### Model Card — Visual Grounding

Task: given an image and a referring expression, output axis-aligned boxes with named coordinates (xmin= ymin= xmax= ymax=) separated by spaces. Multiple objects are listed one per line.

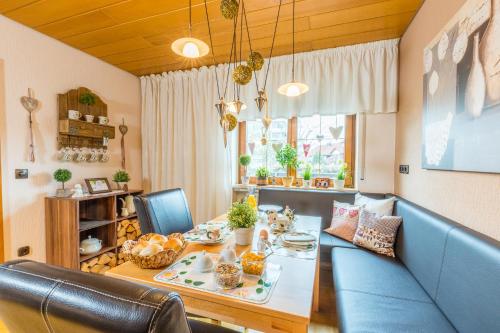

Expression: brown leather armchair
xmin=0 ymin=260 xmax=237 ymax=333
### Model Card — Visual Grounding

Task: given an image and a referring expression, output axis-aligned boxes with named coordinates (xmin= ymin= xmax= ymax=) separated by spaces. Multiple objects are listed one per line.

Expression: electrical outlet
xmin=15 ymin=169 xmax=29 ymax=179
xmin=399 ymin=165 xmax=409 ymax=174
xmin=17 ymin=246 xmax=30 ymax=257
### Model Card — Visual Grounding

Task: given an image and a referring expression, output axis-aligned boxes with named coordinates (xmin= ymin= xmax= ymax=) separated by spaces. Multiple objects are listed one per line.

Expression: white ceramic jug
xmin=119 ymin=195 xmax=136 ymax=215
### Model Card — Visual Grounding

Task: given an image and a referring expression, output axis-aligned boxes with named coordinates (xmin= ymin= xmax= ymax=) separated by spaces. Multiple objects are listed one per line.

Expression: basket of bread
xmin=122 ymin=233 xmax=186 ymax=269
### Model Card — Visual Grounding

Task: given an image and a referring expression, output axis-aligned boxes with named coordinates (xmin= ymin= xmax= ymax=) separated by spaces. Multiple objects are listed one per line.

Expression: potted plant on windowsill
xmin=54 ymin=168 xmax=72 ymax=197
xmin=227 ymin=201 xmax=257 ymax=246
xmin=255 ymin=166 xmax=269 ymax=186
xmin=302 ymin=164 xmax=312 ymax=188
xmin=276 ymin=144 xmax=300 ymax=187
xmin=113 ymin=170 xmax=130 ymax=191
xmin=239 ymin=154 xmax=251 ymax=185
xmin=334 ymin=161 xmax=348 ymax=190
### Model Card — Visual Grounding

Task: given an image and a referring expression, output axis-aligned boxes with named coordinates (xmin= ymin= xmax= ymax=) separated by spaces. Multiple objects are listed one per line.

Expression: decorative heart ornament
xmin=262 ymin=116 xmax=272 ymax=129
xmin=248 ymin=142 xmax=256 ymax=155
xmin=302 ymin=143 xmax=311 ymax=157
xmin=329 ymin=126 xmax=343 ymax=140
xmin=272 ymin=143 xmax=283 ymax=153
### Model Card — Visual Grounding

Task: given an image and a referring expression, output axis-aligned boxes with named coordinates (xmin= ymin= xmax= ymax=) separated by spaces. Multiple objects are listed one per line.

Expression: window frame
xmin=238 ymin=115 xmax=356 ymax=188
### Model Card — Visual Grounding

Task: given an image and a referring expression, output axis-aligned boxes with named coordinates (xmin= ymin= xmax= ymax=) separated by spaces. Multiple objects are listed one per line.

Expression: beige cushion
xmin=324 ymin=201 xmax=362 ymax=242
xmin=353 ymin=209 xmax=402 ymax=257
xmin=355 ymin=193 xmax=396 ymax=217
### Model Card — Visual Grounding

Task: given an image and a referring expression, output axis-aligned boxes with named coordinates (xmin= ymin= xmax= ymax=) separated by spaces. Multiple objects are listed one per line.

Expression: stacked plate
xmin=280 ymin=232 xmax=316 ymax=250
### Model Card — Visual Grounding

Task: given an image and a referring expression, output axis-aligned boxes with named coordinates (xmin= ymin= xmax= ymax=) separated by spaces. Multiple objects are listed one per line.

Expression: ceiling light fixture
xmin=278 ymin=0 xmax=309 ymax=97
xmin=171 ymin=0 xmax=209 ymax=59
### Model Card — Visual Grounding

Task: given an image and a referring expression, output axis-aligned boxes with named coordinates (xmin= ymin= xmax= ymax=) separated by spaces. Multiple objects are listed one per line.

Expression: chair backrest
xmin=0 ymin=260 xmax=192 ymax=333
xmin=134 ymin=188 xmax=194 ymax=236
xmin=258 ymin=188 xmax=385 ymax=229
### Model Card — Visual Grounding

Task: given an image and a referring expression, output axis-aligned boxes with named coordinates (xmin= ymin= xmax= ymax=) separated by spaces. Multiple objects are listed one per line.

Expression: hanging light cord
xmin=263 ymin=0 xmax=282 ymax=91
xmin=204 ymin=0 xmax=221 ymax=99
xmin=292 ymin=0 xmax=295 ymax=81
xmin=223 ymin=12 xmax=240 ymax=99
xmin=188 ymin=0 xmax=192 ymax=36
xmin=241 ymin=0 xmax=259 ymax=92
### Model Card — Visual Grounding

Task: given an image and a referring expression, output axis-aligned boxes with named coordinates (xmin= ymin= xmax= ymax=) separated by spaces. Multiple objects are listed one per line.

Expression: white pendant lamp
xmin=171 ymin=0 xmax=209 ymax=59
xmin=278 ymin=0 xmax=308 ymax=97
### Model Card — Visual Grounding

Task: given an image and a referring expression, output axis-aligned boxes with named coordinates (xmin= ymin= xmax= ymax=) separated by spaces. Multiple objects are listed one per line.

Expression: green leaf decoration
xmin=236 ymin=282 xmax=244 ymax=288
xmin=185 ymin=261 xmax=192 ymax=265
xmin=257 ymin=279 xmax=264 ymax=285
xmin=185 ymin=279 xmax=193 ymax=284
xmin=179 ymin=271 xmax=187 ymax=275
xmin=190 ymin=256 xmax=197 ymax=260
xmin=193 ymin=281 xmax=205 ymax=286
xmin=256 ymin=288 xmax=264 ymax=294
xmin=264 ymin=282 xmax=272 ymax=288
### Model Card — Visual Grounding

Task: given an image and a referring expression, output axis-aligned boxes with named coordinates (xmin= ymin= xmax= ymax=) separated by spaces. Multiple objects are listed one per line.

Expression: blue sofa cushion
xmin=332 ymin=247 xmax=431 ymax=302
xmin=392 ymin=197 xmax=459 ymax=300
xmin=320 ymin=232 xmax=357 ymax=263
xmin=335 ymin=290 xmax=456 ymax=333
xmin=435 ymin=227 xmax=500 ymax=333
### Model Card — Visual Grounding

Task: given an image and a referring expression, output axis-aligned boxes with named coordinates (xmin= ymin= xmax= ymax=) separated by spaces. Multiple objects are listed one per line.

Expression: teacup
xmin=206 ymin=226 xmax=221 ymax=240
xmin=98 ymin=116 xmax=109 ymax=125
xmin=267 ymin=210 xmax=278 ymax=225
xmin=84 ymin=115 xmax=94 ymax=123
xmin=68 ymin=110 xmax=81 ymax=120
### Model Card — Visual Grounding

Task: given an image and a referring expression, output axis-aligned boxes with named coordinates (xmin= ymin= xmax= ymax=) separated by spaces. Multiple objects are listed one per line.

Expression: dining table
xmin=106 ymin=214 xmax=321 ymax=333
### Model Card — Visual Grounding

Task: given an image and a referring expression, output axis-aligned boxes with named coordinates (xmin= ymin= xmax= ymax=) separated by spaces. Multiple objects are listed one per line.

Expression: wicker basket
xmin=122 ymin=233 xmax=187 ymax=269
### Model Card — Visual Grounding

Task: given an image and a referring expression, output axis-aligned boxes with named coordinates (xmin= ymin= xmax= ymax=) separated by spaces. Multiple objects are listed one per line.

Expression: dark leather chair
xmin=134 ymin=188 xmax=194 ymax=235
xmin=0 ymin=260 xmax=237 ymax=333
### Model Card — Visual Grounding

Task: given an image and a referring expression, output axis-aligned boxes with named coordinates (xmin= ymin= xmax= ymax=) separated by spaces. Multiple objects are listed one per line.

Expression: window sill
xmin=232 ymin=184 xmax=358 ymax=193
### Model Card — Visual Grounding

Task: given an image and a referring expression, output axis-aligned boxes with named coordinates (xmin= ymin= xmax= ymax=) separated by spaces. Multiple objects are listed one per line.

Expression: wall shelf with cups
xmin=57 ymin=87 xmax=115 ymax=162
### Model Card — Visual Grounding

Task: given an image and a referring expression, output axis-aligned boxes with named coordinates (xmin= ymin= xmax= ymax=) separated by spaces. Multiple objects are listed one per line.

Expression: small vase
xmin=234 ymin=227 xmax=254 ymax=246
xmin=334 ymin=179 xmax=345 ymax=190
xmin=256 ymin=177 xmax=267 ymax=186
xmin=241 ymin=176 xmax=250 ymax=186
xmin=465 ymin=33 xmax=486 ymax=118
xmin=303 ymin=180 xmax=311 ymax=188
xmin=282 ymin=176 xmax=294 ymax=187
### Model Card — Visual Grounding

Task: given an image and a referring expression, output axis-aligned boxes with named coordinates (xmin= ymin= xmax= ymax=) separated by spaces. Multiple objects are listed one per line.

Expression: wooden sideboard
xmin=45 ymin=190 xmax=142 ymax=270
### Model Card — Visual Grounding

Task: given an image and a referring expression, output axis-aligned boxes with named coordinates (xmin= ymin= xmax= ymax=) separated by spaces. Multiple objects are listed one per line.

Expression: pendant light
xmin=278 ymin=0 xmax=309 ymax=97
xmin=171 ymin=0 xmax=209 ymax=59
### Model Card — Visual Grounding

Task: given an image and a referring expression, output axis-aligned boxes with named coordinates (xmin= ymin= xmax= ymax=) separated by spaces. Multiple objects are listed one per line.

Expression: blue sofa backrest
xmin=392 ymin=196 xmax=500 ymax=333
xmin=258 ymin=188 xmax=385 ymax=229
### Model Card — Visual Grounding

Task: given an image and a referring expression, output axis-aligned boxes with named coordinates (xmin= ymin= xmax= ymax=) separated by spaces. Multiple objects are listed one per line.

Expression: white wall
xmin=0 ymin=15 xmax=142 ymax=261
xmin=356 ymin=113 xmax=396 ymax=194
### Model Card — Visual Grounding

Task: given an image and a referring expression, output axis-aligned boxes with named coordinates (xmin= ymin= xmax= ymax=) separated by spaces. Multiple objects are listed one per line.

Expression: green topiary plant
xmin=303 ymin=164 xmax=312 ymax=181
xmin=227 ymin=201 xmax=257 ymax=230
xmin=53 ymin=169 xmax=72 ymax=190
xmin=113 ymin=170 xmax=130 ymax=190
xmin=79 ymin=92 xmax=96 ymax=106
xmin=276 ymin=144 xmax=300 ymax=171
xmin=255 ymin=166 xmax=270 ymax=179
xmin=239 ymin=154 xmax=251 ymax=173
xmin=337 ymin=161 xmax=348 ymax=180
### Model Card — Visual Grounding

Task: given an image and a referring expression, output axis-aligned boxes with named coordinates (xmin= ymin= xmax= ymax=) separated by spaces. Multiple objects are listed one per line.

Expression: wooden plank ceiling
xmin=0 ymin=0 xmax=423 ymax=76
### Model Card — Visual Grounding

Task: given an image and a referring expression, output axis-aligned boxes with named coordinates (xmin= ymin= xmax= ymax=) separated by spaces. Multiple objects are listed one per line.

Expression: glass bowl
xmin=214 ymin=263 xmax=242 ymax=289
xmin=241 ymin=251 xmax=266 ymax=276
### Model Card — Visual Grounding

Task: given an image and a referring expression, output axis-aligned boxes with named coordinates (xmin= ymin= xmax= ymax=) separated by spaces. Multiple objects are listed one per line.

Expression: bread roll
xmin=139 ymin=243 xmax=163 ymax=257
xmin=163 ymin=238 xmax=183 ymax=252
xmin=131 ymin=239 xmax=150 ymax=255
xmin=149 ymin=234 xmax=168 ymax=245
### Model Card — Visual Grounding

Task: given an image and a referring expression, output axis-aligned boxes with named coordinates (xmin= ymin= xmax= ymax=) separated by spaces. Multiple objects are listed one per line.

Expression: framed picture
xmin=85 ymin=178 xmax=112 ymax=194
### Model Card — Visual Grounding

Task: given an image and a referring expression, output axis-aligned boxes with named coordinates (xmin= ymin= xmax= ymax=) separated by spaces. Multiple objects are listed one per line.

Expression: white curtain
xmin=141 ymin=39 xmax=398 ymax=222
xmin=141 ymin=68 xmax=233 ymax=224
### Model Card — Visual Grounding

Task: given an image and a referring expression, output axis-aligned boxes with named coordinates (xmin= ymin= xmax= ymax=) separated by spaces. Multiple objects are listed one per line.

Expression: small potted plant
xmin=227 ymin=201 xmax=257 ymax=246
xmin=113 ymin=170 xmax=130 ymax=191
xmin=334 ymin=161 xmax=348 ymax=190
xmin=239 ymin=154 xmax=251 ymax=185
xmin=302 ymin=164 xmax=313 ymax=188
xmin=255 ymin=166 xmax=269 ymax=186
xmin=53 ymin=168 xmax=72 ymax=197
xmin=276 ymin=144 xmax=300 ymax=187
xmin=79 ymin=92 xmax=96 ymax=115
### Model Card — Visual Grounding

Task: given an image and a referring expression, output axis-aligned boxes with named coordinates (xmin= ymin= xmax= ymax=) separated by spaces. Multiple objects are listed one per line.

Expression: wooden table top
xmin=106 ymin=215 xmax=321 ymax=325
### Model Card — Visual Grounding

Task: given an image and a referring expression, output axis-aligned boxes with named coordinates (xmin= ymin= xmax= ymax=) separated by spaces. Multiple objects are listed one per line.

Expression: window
xmin=239 ymin=115 xmax=355 ymax=187
xmin=244 ymin=118 xmax=288 ymax=177
xmin=296 ymin=115 xmax=346 ymax=178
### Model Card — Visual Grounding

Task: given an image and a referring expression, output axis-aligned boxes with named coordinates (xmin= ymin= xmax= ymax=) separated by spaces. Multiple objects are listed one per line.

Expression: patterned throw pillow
xmin=353 ymin=209 xmax=402 ymax=257
xmin=324 ymin=201 xmax=362 ymax=242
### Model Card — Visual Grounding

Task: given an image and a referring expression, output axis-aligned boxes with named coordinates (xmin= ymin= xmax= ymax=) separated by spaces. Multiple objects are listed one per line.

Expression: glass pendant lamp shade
xmin=278 ymin=81 xmax=309 ymax=97
xmin=171 ymin=0 xmax=209 ymax=59
xmin=171 ymin=37 xmax=209 ymax=58
xmin=278 ymin=0 xmax=308 ymax=97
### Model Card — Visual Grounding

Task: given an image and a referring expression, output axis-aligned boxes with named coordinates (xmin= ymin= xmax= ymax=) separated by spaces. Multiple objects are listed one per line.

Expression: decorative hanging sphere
xmin=220 ymin=0 xmax=239 ymax=19
xmin=224 ymin=113 xmax=238 ymax=131
xmin=247 ymin=52 xmax=264 ymax=71
xmin=232 ymin=65 xmax=252 ymax=85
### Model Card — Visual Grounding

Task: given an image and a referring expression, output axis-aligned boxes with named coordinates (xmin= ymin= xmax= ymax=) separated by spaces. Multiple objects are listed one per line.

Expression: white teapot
xmin=80 ymin=236 xmax=102 ymax=255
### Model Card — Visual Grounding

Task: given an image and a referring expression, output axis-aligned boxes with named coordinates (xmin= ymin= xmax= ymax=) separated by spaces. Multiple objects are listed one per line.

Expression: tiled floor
xmin=0 ymin=267 xmax=338 ymax=333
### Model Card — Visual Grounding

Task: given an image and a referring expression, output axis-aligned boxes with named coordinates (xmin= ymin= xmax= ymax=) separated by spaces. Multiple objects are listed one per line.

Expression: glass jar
xmin=214 ymin=263 xmax=242 ymax=289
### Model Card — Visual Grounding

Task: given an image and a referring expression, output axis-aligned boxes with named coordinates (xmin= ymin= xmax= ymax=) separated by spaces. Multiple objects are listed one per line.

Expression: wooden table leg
xmin=312 ymin=249 xmax=320 ymax=312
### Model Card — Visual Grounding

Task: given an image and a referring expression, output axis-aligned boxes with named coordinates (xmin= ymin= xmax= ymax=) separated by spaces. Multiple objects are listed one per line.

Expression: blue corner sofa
xmin=258 ymin=188 xmax=500 ymax=333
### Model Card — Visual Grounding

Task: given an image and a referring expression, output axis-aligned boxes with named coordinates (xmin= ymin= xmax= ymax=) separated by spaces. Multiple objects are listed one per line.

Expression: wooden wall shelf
xmin=45 ymin=190 xmax=142 ymax=270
